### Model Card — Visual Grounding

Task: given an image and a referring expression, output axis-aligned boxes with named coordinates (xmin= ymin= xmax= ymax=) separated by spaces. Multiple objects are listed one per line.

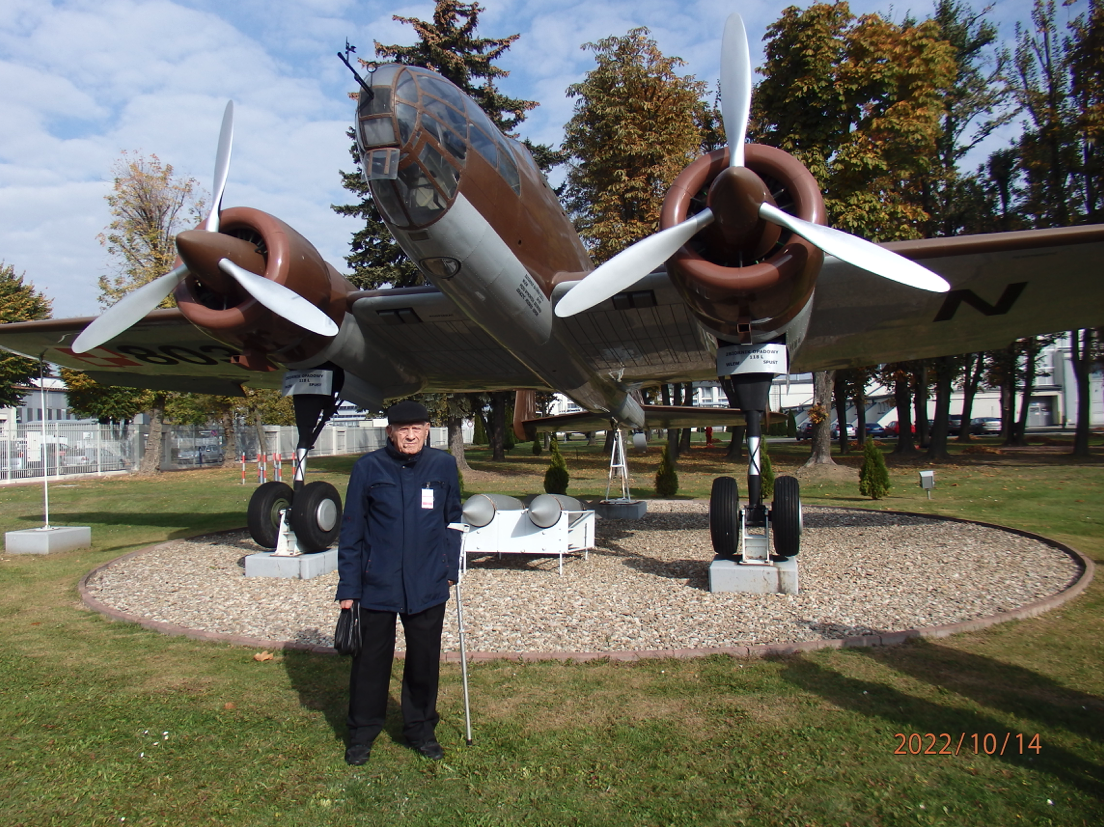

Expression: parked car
xmin=830 ymin=422 xmax=857 ymax=439
xmin=970 ymin=417 xmax=1002 ymax=435
xmin=883 ymin=421 xmax=916 ymax=436
xmin=947 ymin=415 xmax=963 ymax=436
xmin=796 ymin=421 xmax=816 ymax=441
xmin=864 ymin=423 xmax=886 ymax=438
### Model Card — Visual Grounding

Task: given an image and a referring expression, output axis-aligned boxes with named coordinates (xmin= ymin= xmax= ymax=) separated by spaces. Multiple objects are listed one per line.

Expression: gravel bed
xmin=84 ymin=503 xmax=1081 ymax=654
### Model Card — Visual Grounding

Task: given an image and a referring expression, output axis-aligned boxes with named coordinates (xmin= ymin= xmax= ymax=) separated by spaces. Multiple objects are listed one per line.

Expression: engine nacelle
xmin=660 ymin=145 xmax=825 ymax=343
xmin=172 ymin=207 xmax=352 ymax=369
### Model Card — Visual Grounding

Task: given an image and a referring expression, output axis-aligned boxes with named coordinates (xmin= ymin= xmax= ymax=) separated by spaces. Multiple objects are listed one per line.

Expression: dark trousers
xmin=347 ymin=600 xmax=447 ymax=746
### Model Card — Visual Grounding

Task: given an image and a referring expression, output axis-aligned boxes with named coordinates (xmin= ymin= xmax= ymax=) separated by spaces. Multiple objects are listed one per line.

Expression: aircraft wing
xmin=0 ymin=309 xmax=278 ymax=396
xmin=795 ymin=225 xmax=1104 ymax=372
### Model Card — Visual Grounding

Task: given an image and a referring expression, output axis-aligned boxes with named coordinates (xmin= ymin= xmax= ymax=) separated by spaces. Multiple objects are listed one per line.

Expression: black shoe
xmin=345 ymin=743 xmax=372 ymax=765
xmin=409 ymin=738 xmax=444 ymax=760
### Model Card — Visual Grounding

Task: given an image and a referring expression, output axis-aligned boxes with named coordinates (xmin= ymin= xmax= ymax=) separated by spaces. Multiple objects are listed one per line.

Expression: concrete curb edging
xmin=78 ymin=509 xmax=1095 ymax=662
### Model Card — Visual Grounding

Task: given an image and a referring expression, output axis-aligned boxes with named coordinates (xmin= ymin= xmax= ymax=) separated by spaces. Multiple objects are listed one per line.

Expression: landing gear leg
xmin=246 ymin=367 xmax=345 ymax=553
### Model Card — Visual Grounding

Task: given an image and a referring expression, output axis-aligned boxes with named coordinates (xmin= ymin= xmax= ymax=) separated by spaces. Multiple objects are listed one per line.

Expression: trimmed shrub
xmin=858 ymin=438 xmax=891 ymax=499
xmin=531 ymin=434 xmax=543 ymax=456
xmin=543 ymin=435 xmax=569 ymax=494
xmin=760 ymin=444 xmax=775 ymax=501
xmin=655 ymin=444 xmax=679 ymax=497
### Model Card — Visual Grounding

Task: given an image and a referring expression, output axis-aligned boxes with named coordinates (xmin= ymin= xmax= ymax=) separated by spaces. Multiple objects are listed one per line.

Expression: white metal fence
xmin=0 ymin=422 xmax=454 ymax=483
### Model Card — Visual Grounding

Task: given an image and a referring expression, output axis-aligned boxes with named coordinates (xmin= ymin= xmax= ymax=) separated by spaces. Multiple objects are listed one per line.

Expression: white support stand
xmin=739 ymin=505 xmax=772 ymax=564
xmin=597 ymin=426 xmax=647 ymax=519
xmin=272 ymin=509 xmax=302 ymax=557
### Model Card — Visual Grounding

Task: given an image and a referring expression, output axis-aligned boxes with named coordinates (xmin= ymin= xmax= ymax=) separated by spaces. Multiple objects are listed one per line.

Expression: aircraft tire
xmin=248 ymin=481 xmax=294 ymax=549
xmin=290 ymin=481 xmax=343 ymax=553
xmin=772 ymin=476 xmax=802 ymax=558
xmin=709 ymin=476 xmax=740 ymax=559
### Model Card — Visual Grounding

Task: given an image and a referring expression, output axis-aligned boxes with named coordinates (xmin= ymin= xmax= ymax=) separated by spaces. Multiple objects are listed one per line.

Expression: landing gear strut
xmin=246 ymin=368 xmax=345 ymax=554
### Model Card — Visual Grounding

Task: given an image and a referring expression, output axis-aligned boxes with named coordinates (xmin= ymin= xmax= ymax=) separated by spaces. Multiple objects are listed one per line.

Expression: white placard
xmin=282 ymin=370 xmax=334 ymax=397
xmin=716 ymin=343 xmax=789 ymax=376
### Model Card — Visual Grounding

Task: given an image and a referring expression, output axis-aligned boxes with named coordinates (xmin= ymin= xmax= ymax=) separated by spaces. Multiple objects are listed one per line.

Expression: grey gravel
xmin=85 ymin=502 xmax=1081 ymax=654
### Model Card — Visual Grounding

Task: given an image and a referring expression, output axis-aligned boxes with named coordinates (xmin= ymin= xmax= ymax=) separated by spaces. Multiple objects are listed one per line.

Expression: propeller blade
xmin=203 ymin=101 xmax=234 ymax=232
xmin=72 ymin=265 xmax=189 ymax=353
xmin=555 ymin=209 xmax=715 ymax=318
xmin=720 ymin=13 xmax=752 ymax=168
xmin=217 ymin=258 xmax=339 ymax=336
xmin=759 ymin=203 xmax=951 ymax=292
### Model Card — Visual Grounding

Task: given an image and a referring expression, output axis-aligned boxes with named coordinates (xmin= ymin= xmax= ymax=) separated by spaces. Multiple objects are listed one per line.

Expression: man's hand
xmin=340 ymin=599 xmax=354 ymax=610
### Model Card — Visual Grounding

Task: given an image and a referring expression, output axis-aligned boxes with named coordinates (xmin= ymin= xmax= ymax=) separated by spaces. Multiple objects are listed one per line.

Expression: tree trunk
xmin=804 ymin=370 xmax=836 ymax=466
xmin=139 ymin=406 xmax=164 ymax=475
xmin=221 ymin=410 xmax=236 ymax=467
xmin=446 ymin=394 xmax=471 ymax=471
xmin=489 ymin=392 xmax=507 ymax=461
xmin=1010 ymin=337 xmax=1038 ymax=446
xmin=726 ymin=425 xmax=745 ymax=461
xmin=1071 ymin=328 xmax=1094 ymax=457
xmin=833 ymin=374 xmax=850 ymax=455
xmin=956 ymin=353 xmax=985 ymax=442
xmin=893 ymin=372 xmax=917 ymax=454
xmin=664 ymin=383 xmax=680 ymax=463
xmin=926 ymin=356 xmax=954 ymax=461
xmin=678 ymin=383 xmax=694 ymax=452
xmin=854 ymin=384 xmax=867 ymax=447
xmin=914 ymin=363 xmax=930 ymax=448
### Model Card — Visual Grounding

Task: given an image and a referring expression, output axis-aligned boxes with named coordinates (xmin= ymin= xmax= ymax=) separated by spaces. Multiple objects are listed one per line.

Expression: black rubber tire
xmin=709 ymin=476 xmax=740 ymax=559
xmin=290 ymin=481 xmax=343 ymax=553
xmin=247 ymin=481 xmax=294 ymax=549
xmin=772 ymin=476 xmax=802 ymax=558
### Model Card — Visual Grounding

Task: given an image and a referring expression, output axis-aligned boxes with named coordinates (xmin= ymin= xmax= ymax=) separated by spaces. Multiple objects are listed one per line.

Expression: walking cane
xmin=449 ymin=523 xmax=473 ymax=745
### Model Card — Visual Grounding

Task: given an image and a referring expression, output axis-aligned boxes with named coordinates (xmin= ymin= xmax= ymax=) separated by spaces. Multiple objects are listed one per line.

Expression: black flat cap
xmin=386 ymin=400 xmax=430 ymax=425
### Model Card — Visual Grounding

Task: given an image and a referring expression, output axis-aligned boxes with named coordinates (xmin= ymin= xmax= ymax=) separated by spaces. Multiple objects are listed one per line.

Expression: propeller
xmin=73 ymin=101 xmax=338 ymax=353
xmin=553 ymin=13 xmax=950 ymax=320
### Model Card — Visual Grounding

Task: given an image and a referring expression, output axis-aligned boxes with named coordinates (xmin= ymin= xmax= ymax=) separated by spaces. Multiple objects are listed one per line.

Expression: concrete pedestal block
xmin=709 ymin=556 xmax=799 ymax=594
xmin=5 ymin=526 xmax=92 ymax=555
xmin=595 ymin=500 xmax=648 ymax=519
xmin=245 ymin=548 xmax=338 ymax=579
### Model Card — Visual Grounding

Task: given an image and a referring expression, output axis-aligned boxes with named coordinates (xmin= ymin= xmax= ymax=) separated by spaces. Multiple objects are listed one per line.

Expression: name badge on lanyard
xmin=421 ymin=488 xmax=434 ymax=509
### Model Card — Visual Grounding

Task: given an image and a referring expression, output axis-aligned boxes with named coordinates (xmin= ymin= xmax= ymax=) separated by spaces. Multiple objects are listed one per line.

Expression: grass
xmin=1 ymin=433 xmax=1102 ymax=826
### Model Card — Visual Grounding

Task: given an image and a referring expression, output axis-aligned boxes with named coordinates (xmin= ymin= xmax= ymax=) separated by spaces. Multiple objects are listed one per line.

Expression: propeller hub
xmin=176 ymin=230 xmax=265 ymax=294
xmin=706 ymin=166 xmax=781 ymax=257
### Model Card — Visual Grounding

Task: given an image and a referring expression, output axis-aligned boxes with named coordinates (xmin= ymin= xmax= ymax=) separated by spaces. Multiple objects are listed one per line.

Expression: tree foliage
xmin=751 ymin=2 xmax=957 ymax=241
xmin=97 ymin=152 xmax=205 ymax=306
xmin=858 ymin=438 xmax=891 ymax=499
xmin=0 ymin=262 xmax=52 ymax=407
xmin=562 ymin=28 xmax=707 ymax=263
xmin=543 ymin=434 xmax=569 ymax=494
xmin=654 ymin=443 xmax=679 ymax=497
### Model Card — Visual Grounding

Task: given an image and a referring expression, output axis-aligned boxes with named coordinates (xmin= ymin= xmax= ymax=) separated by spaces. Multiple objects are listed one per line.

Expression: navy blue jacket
xmin=336 ymin=442 xmax=462 ymax=614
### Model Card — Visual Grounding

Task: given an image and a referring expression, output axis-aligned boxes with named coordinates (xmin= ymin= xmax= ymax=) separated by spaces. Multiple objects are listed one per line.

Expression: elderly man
xmin=336 ymin=400 xmax=462 ymax=765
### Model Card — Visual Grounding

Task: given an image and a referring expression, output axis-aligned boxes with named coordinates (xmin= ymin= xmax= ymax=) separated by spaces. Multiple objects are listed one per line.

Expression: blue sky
xmin=0 ymin=0 xmax=1072 ymax=318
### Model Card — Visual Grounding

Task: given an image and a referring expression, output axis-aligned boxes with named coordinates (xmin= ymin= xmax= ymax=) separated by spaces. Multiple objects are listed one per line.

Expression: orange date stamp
xmin=893 ymin=732 xmax=1042 ymax=756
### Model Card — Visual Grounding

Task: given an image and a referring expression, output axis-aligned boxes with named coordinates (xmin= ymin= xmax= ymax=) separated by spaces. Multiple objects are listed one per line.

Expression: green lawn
xmin=1 ymin=434 xmax=1102 ymax=826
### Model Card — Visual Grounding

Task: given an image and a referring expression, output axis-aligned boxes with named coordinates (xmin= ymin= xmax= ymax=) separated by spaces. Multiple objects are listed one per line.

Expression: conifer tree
xmin=544 ymin=434 xmax=569 ymax=494
xmin=654 ymin=444 xmax=679 ymax=497
xmin=858 ymin=439 xmax=892 ymax=499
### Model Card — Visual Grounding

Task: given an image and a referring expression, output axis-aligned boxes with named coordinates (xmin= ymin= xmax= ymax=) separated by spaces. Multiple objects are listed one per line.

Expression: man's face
xmin=388 ymin=422 xmax=430 ymax=455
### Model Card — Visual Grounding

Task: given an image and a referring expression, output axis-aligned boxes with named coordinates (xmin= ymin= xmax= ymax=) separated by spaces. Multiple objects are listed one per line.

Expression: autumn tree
xmin=561 ymin=27 xmax=706 ymax=263
xmin=0 ymin=262 xmax=52 ymax=407
xmin=97 ymin=152 xmax=205 ymax=305
xmin=69 ymin=152 xmax=206 ymax=472
xmin=752 ymin=3 xmax=956 ymax=465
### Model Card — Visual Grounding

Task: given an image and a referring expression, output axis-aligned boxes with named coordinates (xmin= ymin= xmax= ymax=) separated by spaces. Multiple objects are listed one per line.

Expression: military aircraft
xmin=2 ymin=15 xmax=1102 ymax=558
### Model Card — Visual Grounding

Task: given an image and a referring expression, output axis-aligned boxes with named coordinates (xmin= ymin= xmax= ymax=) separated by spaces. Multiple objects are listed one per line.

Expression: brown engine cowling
xmin=660 ymin=145 xmax=826 ymax=343
xmin=172 ymin=206 xmax=352 ymax=370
